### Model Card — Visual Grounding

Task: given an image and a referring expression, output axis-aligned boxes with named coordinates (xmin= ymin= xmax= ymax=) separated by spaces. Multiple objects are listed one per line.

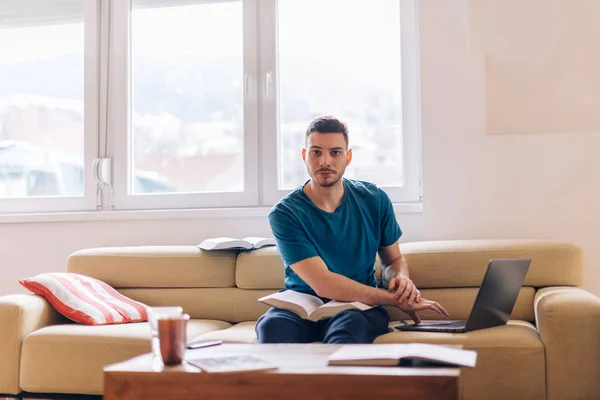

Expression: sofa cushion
xmin=67 ymin=246 xmax=236 ymax=288
xmin=119 ymin=288 xmax=250 ymax=322
xmin=20 ymin=319 xmax=231 ymax=395
xmin=234 ymin=240 xmax=582 ymax=290
xmin=236 ymin=247 xmax=284 ymax=289
xmin=193 ymin=321 xmax=258 ymax=343
xmin=19 ymin=273 xmax=148 ymax=326
xmin=377 ymin=320 xmax=545 ymax=400
xmin=402 ymin=240 xmax=582 ymax=288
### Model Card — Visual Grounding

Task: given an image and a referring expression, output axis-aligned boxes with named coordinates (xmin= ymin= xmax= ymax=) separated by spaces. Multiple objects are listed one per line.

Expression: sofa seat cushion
xmin=377 ymin=320 xmax=545 ymax=400
xmin=193 ymin=321 xmax=258 ymax=343
xmin=196 ymin=319 xmax=544 ymax=400
xmin=20 ymin=319 xmax=231 ymax=395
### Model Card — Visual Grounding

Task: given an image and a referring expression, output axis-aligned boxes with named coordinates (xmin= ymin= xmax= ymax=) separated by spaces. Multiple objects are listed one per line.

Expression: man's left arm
xmin=379 ymin=242 xmax=421 ymax=306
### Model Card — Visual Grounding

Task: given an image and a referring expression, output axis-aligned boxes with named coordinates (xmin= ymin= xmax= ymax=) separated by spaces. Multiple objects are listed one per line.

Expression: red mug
xmin=157 ymin=313 xmax=190 ymax=365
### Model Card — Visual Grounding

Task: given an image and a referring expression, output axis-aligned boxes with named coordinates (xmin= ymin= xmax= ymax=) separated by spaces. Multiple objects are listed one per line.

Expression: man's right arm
xmin=290 ymin=256 xmax=397 ymax=306
xmin=291 ymin=256 xmax=449 ymax=319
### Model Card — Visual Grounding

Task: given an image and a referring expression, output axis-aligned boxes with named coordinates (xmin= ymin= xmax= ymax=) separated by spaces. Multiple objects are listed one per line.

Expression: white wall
xmin=417 ymin=0 xmax=600 ymax=296
xmin=1 ymin=0 xmax=599 ymax=297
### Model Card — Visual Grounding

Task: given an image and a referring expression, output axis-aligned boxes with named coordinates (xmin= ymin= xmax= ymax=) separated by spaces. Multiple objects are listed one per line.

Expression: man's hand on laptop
xmin=395 ymin=298 xmax=450 ymax=324
xmin=388 ymin=274 xmax=421 ymax=305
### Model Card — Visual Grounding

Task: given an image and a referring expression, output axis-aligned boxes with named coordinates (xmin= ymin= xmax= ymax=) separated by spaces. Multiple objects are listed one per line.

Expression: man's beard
xmin=309 ymin=168 xmax=344 ymax=188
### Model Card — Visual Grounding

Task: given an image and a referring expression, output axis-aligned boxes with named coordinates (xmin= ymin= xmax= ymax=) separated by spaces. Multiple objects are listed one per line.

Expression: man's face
xmin=302 ymin=132 xmax=352 ymax=188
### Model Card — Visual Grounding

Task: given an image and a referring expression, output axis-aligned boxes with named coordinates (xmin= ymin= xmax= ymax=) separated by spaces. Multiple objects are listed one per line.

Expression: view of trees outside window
xmin=0 ymin=0 xmax=404 ymax=199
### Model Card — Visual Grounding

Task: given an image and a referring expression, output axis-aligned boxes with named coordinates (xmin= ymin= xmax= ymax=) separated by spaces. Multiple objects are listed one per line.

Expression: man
xmin=256 ymin=115 xmax=448 ymax=344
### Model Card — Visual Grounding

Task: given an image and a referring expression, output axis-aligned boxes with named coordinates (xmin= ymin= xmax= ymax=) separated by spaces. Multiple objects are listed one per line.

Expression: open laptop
xmin=395 ymin=258 xmax=531 ymax=333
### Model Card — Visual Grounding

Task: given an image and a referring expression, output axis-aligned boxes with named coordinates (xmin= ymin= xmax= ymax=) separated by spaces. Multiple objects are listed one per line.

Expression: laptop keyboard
xmin=429 ymin=325 xmax=466 ymax=332
xmin=434 ymin=321 xmax=467 ymax=328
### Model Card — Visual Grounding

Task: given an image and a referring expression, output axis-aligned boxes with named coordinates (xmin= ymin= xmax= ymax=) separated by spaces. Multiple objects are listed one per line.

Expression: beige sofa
xmin=1 ymin=240 xmax=600 ymax=399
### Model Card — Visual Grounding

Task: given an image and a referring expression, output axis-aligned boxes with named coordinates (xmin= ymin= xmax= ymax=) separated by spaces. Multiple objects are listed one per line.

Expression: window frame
xmin=108 ymin=0 xmax=260 ymax=211
xmin=0 ymin=0 xmax=100 ymax=214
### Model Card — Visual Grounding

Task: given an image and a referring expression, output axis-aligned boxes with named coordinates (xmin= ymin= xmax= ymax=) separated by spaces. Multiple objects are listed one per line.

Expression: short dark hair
xmin=305 ymin=115 xmax=349 ymax=147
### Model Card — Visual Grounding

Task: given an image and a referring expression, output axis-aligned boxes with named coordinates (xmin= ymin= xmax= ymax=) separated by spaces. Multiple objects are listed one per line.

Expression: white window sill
xmin=0 ymin=203 xmax=422 ymax=224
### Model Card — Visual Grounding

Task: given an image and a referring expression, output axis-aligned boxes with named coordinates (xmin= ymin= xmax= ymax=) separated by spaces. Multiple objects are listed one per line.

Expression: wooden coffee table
xmin=104 ymin=344 xmax=461 ymax=400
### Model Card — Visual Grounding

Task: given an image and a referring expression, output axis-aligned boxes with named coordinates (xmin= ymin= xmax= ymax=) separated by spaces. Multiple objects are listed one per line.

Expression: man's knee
xmin=333 ymin=309 xmax=368 ymax=327
xmin=322 ymin=310 xmax=369 ymax=343
xmin=322 ymin=308 xmax=391 ymax=344
xmin=255 ymin=312 xmax=286 ymax=341
xmin=255 ymin=309 xmax=312 ymax=343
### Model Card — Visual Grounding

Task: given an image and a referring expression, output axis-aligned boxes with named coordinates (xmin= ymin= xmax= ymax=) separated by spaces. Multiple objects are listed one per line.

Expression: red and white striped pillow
xmin=19 ymin=273 xmax=149 ymax=326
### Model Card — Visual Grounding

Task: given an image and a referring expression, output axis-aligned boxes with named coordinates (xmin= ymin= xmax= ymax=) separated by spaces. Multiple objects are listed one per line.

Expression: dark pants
xmin=255 ymin=306 xmax=391 ymax=344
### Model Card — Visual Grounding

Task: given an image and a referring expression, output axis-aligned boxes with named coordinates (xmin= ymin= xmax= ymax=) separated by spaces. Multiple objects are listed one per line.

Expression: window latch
xmin=93 ymin=157 xmax=112 ymax=187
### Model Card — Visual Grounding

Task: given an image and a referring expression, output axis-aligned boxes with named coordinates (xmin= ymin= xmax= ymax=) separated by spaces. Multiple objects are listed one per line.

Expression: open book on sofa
xmin=328 ymin=343 xmax=477 ymax=368
xmin=258 ymin=290 xmax=373 ymax=322
xmin=198 ymin=237 xmax=276 ymax=251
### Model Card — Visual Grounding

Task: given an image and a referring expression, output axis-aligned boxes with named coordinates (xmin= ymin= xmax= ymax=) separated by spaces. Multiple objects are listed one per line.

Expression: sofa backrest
xmin=67 ymin=240 xmax=582 ymax=323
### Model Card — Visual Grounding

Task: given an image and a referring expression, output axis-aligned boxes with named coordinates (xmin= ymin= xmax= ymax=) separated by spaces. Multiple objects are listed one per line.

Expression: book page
xmin=198 ymin=237 xmax=251 ymax=250
xmin=318 ymin=300 xmax=372 ymax=310
xmin=328 ymin=344 xmax=401 ymax=366
xmin=310 ymin=300 xmax=373 ymax=321
xmin=258 ymin=290 xmax=324 ymax=319
xmin=243 ymin=237 xmax=276 ymax=249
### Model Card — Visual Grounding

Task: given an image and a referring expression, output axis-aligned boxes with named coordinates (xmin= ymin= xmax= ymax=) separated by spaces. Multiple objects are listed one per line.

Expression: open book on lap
xmin=258 ymin=290 xmax=373 ymax=322
xmin=328 ymin=343 xmax=477 ymax=368
xmin=198 ymin=237 xmax=276 ymax=251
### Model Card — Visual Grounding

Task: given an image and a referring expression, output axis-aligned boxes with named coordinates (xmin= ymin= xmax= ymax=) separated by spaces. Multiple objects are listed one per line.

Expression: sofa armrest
xmin=0 ymin=294 xmax=66 ymax=395
xmin=534 ymin=287 xmax=600 ymax=400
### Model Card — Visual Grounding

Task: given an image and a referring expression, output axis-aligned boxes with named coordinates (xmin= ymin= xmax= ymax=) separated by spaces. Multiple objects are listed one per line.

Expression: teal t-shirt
xmin=268 ymin=178 xmax=402 ymax=296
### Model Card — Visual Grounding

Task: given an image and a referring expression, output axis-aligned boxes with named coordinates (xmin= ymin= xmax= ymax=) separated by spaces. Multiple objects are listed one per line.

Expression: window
xmin=276 ymin=0 xmax=404 ymax=190
xmin=0 ymin=0 xmax=99 ymax=214
xmin=1 ymin=0 xmax=420 ymax=215
xmin=110 ymin=0 xmax=259 ymax=210
xmin=260 ymin=0 xmax=421 ymax=204
xmin=131 ymin=2 xmax=244 ymax=194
